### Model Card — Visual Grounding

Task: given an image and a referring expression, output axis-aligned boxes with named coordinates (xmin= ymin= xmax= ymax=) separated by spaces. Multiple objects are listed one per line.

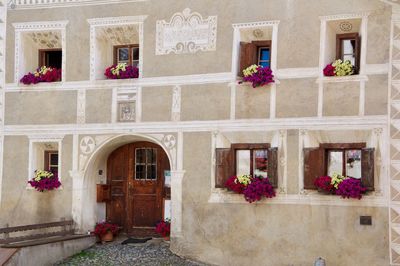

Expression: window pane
xmin=118 ymin=48 xmax=129 ymax=62
xmin=343 ymin=54 xmax=355 ymax=65
xmin=135 ymin=165 xmax=145 ymax=179
xmin=146 ymin=148 xmax=157 ymax=164
xmin=253 ymin=149 xmax=268 ymax=178
xmin=328 ymin=151 xmax=343 ymax=176
xmin=147 ymin=165 xmax=157 ymax=180
xmin=136 ymin=149 xmax=145 ymax=164
xmin=132 ymin=60 xmax=139 ymax=67
xmin=132 ymin=47 xmax=139 ymax=61
xmin=346 ymin=150 xmax=362 ymax=179
xmin=342 ymin=39 xmax=355 ymax=55
xmin=260 ymin=48 xmax=270 ymax=61
xmin=236 ymin=150 xmax=251 ymax=176
xmin=50 ymin=153 xmax=58 ymax=166
xmin=43 ymin=50 xmax=62 ymax=69
xmin=259 ymin=61 xmax=270 ymax=68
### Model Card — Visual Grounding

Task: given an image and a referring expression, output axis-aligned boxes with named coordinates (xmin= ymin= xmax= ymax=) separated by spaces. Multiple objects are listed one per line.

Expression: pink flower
xmin=323 ymin=63 xmax=335 ymax=76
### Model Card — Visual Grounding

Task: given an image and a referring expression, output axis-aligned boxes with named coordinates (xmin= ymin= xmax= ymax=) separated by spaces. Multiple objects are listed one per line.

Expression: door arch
xmin=106 ymin=141 xmax=170 ymax=233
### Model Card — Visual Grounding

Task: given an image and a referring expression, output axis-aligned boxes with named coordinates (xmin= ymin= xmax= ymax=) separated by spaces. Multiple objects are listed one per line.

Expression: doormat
xmin=121 ymin=237 xmax=152 ymax=245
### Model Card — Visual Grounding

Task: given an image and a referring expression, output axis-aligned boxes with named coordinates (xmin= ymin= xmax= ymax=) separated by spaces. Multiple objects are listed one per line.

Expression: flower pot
xmin=163 ymin=236 xmax=170 ymax=241
xmin=100 ymin=231 xmax=114 ymax=243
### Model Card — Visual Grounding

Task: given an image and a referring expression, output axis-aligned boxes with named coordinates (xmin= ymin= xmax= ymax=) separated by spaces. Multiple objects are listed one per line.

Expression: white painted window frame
xmin=27 ymin=135 xmax=64 ymax=189
xmin=87 ymin=16 xmax=147 ymax=81
xmin=13 ymin=20 xmax=68 ymax=84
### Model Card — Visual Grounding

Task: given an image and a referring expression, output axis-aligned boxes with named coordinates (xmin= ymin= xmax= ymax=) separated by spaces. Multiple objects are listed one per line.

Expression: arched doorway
xmin=106 ymin=141 xmax=170 ymax=234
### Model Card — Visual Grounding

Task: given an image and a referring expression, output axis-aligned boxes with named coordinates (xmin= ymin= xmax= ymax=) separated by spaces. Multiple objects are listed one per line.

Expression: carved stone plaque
xmin=156 ymin=8 xmax=217 ymax=55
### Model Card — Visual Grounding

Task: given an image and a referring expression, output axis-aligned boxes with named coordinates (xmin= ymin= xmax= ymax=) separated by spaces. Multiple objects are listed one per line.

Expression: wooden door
xmin=106 ymin=142 xmax=169 ymax=233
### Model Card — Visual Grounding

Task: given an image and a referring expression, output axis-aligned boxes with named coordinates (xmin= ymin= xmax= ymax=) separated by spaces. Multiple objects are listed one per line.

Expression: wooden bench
xmin=0 ymin=219 xmax=89 ymax=248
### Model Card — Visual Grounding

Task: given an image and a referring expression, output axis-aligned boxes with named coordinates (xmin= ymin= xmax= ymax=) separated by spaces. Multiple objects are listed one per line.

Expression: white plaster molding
xmin=319 ymin=12 xmax=370 ymax=21
xmin=232 ymin=20 xmax=280 ymax=29
xmin=276 ymin=68 xmax=319 ymax=79
xmin=13 ymin=20 xmax=68 ymax=83
xmin=156 ymin=8 xmax=217 ymax=55
xmin=9 ymin=0 xmax=147 ymax=9
xmin=80 ymin=136 xmax=95 ymax=154
xmin=359 ymin=80 xmax=366 ymax=116
xmin=229 ymin=83 xmax=236 ymax=120
xmin=208 ymin=189 xmax=387 ymax=207
xmin=136 ymin=86 xmax=142 ymax=123
xmin=3 ymin=116 xmax=388 ymax=136
xmin=170 ymin=170 xmax=185 ymax=237
xmin=171 ymin=85 xmax=181 ymax=122
xmin=77 ymin=89 xmax=86 ymax=124
xmin=316 ymin=75 xmax=369 ymax=83
xmin=87 ymin=16 xmax=147 ymax=80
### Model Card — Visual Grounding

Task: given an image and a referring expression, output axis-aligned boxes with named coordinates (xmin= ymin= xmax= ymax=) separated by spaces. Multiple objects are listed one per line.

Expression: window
xmin=239 ymin=40 xmax=271 ymax=76
xmin=135 ymin=148 xmax=157 ymax=180
xmin=44 ymin=151 xmax=59 ymax=175
xmin=114 ymin=44 xmax=139 ymax=67
xmin=336 ymin=33 xmax=360 ymax=74
xmin=215 ymin=143 xmax=278 ymax=188
xmin=39 ymin=49 xmax=62 ymax=69
xmin=303 ymin=143 xmax=374 ymax=191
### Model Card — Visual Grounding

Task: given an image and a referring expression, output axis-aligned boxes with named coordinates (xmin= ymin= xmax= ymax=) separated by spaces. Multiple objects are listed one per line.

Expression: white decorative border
xmin=9 ymin=0 xmax=147 ymax=9
xmin=27 ymin=135 xmax=65 ymax=186
xmin=156 ymin=8 xmax=217 ymax=55
xmin=13 ymin=20 xmax=68 ymax=84
xmin=87 ymin=16 xmax=147 ymax=80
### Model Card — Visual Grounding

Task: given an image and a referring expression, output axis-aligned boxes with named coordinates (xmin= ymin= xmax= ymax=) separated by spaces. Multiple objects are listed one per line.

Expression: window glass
xmin=135 ymin=148 xmax=157 ymax=180
xmin=135 ymin=165 xmax=146 ymax=179
xmin=342 ymin=39 xmax=356 ymax=65
xmin=118 ymin=47 xmax=129 ymax=63
xmin=50 ymin=153 xmax=58 ymax=166
xmin=328 ymin=151 xmax=343 ymax=176
xmin=345 ymin=150 xmax=362 ymax=179
xmin=236 ymin=150 xmax=251 ymax=176
xmin=258 ymin=47 xmax=270 ymax=68
xmin=132 ymin=47 xmax=139 ymax=61
xmin=253 ymin=149 xmax=268 ymax=178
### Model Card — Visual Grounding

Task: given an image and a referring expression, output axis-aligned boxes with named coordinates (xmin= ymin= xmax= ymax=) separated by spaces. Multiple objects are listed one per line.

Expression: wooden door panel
xmin=132 ymin=195 xmax=158 ymax=227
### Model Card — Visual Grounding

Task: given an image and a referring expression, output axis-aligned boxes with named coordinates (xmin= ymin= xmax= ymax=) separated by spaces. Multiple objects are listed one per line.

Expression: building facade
xmin=0 ymin=0 xmax=398 ymax=265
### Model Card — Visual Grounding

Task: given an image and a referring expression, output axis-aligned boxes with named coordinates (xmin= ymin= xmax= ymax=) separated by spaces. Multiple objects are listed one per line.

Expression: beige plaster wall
xmin=323 ymin=82 xmax=360 ymax=116
xmin=365 ymin=75 xmax=388 ymax=116
xmin=5 ymin=0 xmax=390 ymax=82
xmin=0 ymin=136 xmax=73 ymax=227
xmin=176 ymin=132 xmax=389 ymax=266
xmin=181 ymin=84 xmax=230 ymax=121
xmin=142 ymin=86 xmax=172 ymax=122
xmin=235 ymin=84 xmax=270 ymax=119
xmin=85 ymin=89 xmax=112 ymax=124
xmin=276 ymin=79 xmax=319 ymax=118
xmin=4 ymin=91 xmax=77 ymax=125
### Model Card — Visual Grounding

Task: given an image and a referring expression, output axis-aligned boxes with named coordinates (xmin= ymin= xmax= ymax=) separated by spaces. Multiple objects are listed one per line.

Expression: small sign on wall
xmin=164 ymin=170 xmax=171 ymax=187
xmin=156 ymin=8 xmax=217 ymax=55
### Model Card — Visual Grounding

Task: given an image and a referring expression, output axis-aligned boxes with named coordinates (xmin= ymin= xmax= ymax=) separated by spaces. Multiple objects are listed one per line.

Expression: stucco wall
xmin=86 ymin=89 xmax=112 ymax=124
xmin=142 ymin=86 xmax=172 ymax=122
xmin=0 ymin=136 xmax=73 ymax=227
xmin=173 ymin=132 xmax=389 ymax=266
xmin=4 ymin=91 xmax=77 ymax=125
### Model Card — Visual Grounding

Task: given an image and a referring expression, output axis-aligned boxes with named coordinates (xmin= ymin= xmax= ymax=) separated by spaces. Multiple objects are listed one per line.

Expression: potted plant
xmin=28 ymin=170 xmax=61 ymax=192
xmin=155 ymin=219 xmax=170 ymax=240
xmin=314 ymin=172 xmax=367 ymax=199
xmin=20 ymin=66 xmax=61 ymax=85
xmin=323 ymin=59 xmax=354 ymax=77
xmin=93 ymin=221 xmax=119 ymax=243
xmin=225 ymin=175 xmax=276 ymax=203
xmin=313 ymin=176 xmax=334 ymax=194
xmin=241 ymin=64 xmax=274 ymax=88
xmin=104 ymin=63 xmax=139 ymax=79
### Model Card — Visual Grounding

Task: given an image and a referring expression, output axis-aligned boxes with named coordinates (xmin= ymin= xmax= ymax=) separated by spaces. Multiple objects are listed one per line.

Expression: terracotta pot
xmin=163 ymin=236 xmax=170 ymax=241
xmin=101 ymin=231 xmax=114 ymax=242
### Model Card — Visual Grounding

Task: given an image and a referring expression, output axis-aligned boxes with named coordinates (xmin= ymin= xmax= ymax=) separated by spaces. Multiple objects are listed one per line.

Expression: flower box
xmin=93 ymin=221 xmax=119 ymax=243
xmin=314 ymin=173 xmax=367 ymax=199
xmin=104 ymin=63 xmax=139 ymax=79
xmin=20 ymin=66 xmax=61 ymax=85
xmin=241 ymin=65 xmax=274 ymax=88
xmin=323 ymin=59 xmax=355 ymax=77
xmin=225 ymin=175 xmax=276 ymax=203
xmin=28 ymin=170 xmax=61 ymax=192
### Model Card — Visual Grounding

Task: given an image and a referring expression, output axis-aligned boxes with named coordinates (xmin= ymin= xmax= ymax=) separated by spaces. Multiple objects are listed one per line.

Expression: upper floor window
xmin=239 ymin=40 xmax=272 ymax=76
xmin=114 ymin=44 xmax=139 ymax=67
xmin=39 ymin=49 xmax=62 ymax=69
xmin=215 ymin=143 xmax=278 ymax=189
xmin=44 ymin=150 xmax=59 ymax=175
xmin=336 ymin=33 xmax=360 ymax=74
xmin=303 ymin=143 xmax=374 ymax=191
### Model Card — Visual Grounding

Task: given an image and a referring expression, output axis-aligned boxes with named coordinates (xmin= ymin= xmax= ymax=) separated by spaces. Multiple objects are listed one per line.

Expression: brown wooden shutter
xmin=303 ymin=147 xmax=325 ymax=189
xmin=361 ymin=148 xmax=374 ymax=191
xmin=215 ymin=148 xmax=232 ymax=188
xmin=239 ymin=42 xmax=257 ymax=76
xmin=268 ymin=147 xmax=278 ymax=188
xmin=355 ymin=34 xmax=361 ymax=74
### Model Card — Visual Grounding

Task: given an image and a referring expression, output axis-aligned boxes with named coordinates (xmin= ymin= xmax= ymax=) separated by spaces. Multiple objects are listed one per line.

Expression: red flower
xmin=323 ymin=63 xmax=335 ymax=76
xmin=93 ymin=222 xmax=119 ymax=236
xmin=155 ymin=220 xmax=170 ymax=237
xmin=314 ymin=176 xmax=334 ymax=193
xmin=225 ymin=176 xmax=247 ymax=194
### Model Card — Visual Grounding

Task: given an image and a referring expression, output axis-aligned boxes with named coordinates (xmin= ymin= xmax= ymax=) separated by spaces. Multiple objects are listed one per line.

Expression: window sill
xmin=208 ymin=188 xmax=386 ymax=207
xmin=316 ymin=74 xmax=368 ymax=83
xmin=26 ymin=184 xmax=63 ymax=191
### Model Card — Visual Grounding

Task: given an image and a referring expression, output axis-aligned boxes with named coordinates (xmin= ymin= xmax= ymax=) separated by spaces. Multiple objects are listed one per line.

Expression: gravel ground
xmin=54 ymin=238 xmax=208 ymax=266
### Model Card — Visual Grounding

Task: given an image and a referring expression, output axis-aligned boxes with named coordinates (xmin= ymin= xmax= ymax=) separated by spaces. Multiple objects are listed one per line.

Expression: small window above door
xmin=39 ymin=49 xmax=62 ymax=69
xmin=114 ymin=44 xmax=139 ymax=67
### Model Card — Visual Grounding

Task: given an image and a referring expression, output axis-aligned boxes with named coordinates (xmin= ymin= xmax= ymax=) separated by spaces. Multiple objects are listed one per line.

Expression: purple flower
xmin=243 ymin=177 xmax=276 ymax=203
xmin=335 ymin=178 xmax=366 ymax=199
xmin=242 ymin=66 xmax=274 ymax=88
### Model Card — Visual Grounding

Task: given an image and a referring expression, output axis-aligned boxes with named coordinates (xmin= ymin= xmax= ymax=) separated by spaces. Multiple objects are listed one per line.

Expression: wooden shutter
xmin=239 ymin=42 xmax=257 ymax=76
xmin=303 ymin=147 xmax=325 ymax=189
xmin=268 ymin=147 xmax=278 ymax=188
xmin=215 ymin=148 xmax=232 ymax=188
xmin=361 ymin=148 xmax=374 ymax=191
xmin=355 ymin=34 xmax=361 ymax=74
